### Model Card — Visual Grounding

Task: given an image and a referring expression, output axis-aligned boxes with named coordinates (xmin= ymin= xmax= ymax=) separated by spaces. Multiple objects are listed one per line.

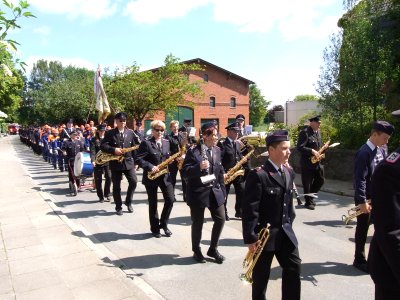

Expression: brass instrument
xmin=341 ymin=201 xmax=371 ymax=225
xmin=311 ymin=140 xmax=330 ymax=164
xmin=238 ymin=133 xmax=267 ymax=150
xmin=148 ymin=151 xmax=182 ymax=180
xmin=240 ymin=224 xmax=271 ymax=284
xmin=95 ymin=145 xmax=139 ymax=165
xmin=177 ymin=132 xmax=188 ymax=170
xmin=224 ymin=145 xmax=254 ymax=185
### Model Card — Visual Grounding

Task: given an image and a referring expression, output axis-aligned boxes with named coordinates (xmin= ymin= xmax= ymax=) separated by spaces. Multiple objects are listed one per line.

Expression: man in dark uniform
xmin=368 ymin=109 xmax=400 ymax=300
xmin=353 ymin=120 xmax=394 ymax=273
xmin=218 ymin=123 xmax=245 ymax=220
xmin=242 ymin=130 xmax=301 ymax=300
xmin=134 ymin=120 xmax=144 ymax=142
xmin=179 ymin=118 xmax=196 ymax=145
xmin=166 ymin=120 xmax=185 ymax=189
xmin=296 ymin=115 xmax=324 ymax=210
xmin=101 ymin=112 xmax=139 ymax=215
xmin=136 ymin=120 xmax=175 ymax=238
xmin=62 ymin=130 xmax=85 ymax=188
xmin=235 ymin=114 xmax=246 ymax=138
xmin=182 ymin=122 xmax=226 ymax=264
xmin=90 ymin=124 xmax=112 ymax=203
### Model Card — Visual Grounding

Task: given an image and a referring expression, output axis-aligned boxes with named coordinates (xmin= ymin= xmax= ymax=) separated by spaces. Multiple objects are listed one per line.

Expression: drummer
xmin=62 ymin=129 xmax=85 ymax=188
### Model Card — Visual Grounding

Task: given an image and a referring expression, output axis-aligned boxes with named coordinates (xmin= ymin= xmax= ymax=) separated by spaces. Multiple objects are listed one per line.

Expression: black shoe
xmin=305 ymin=203 xmax=315 ymax=210
xmin=152 ymin=232 xmax=161 ymax=238
xmin=353 ymin=261 xmax=369 ymax=273
xmin=225 ymin=214 xmax=230 ymax=221
xmin=116 ymin=209 xmax=123 ymax=216
xmin=105 ymin=196 xmax=111 ymax=202
xmin=193 ymin=251 xmax=206 ymax=263
xmin=99 ymin=198 xmax=104 ymax=203
xmin=161 ymin=226 xmax=172 ymax=237
xmin=127 ymin=205 xmax=133 ymax=213
xmin=235 ymin=212 xmax=242 ymax=218
xmin=207 ymin=249 xmax=225 ymax=264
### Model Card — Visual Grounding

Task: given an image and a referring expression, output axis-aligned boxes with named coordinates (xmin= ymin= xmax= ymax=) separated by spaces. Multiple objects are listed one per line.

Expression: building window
xmin=209 ymin=96 xmax=216 ymax=108
xmin=203 ymin=74 xmax=208 ymax=82
xmin=230 ymin=97 xmax=236 ymax=108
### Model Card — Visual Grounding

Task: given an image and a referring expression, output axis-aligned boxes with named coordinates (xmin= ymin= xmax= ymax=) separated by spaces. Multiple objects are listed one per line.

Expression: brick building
xmin=144 ymin=58 xmax=254 ymax=136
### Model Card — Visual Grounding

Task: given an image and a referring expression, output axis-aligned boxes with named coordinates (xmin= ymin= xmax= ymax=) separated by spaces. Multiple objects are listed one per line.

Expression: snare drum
xmin=74 ymin=152 xmax=93 ymax=176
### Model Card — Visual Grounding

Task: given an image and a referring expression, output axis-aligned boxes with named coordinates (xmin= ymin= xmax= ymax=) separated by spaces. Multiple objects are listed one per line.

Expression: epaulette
xmin=386 ymin=151 xmax=400 ymax=164
xmin=255 ymin=166 xmax=264 ymax=172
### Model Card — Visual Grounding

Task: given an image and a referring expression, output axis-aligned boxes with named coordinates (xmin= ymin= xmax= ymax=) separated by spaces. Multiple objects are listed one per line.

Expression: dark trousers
xmin=94 ymin=164 xmax=111 ymax=200
xmin=111 ymin=168 xmax=137 ymax=211
xmin=375 ymin=284 xmax=400 ymax=300
xmin=144 ymin=182 xmax=175 ymax=233
xmin=67 ymin=158 xmax=80 ymax=186
xmin=225 ymin=177 xmax=244 ymax=214
xmin=354 ymin=212 xmax=371 ymax=262
xmin=252 ymin=234 xmax=301 ymax=300
xmin=190 ymin=204 xmax=225 ymax=252
xmin=301 ymin=167 xmax=324 ymax=204
xmin=169 ymin=162 xmax=179 ymax=187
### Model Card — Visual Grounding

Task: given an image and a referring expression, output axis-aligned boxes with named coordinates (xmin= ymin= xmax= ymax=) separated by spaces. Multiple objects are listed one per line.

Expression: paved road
xmin=13 ymin=136 xmax=374 ymax=300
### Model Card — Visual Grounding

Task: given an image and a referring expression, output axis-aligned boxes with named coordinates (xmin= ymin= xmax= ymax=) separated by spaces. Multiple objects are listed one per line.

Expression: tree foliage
xmin=20 ymin=60 xmax=96 ymax=125
xmin=106 ymin=54 xmax=204 ymax=122
xmin=249 ymin=84 xmax=270 ymax=126
xmin=317 ymin=0 xmax=400 ymax=149
xmin=293 ymin=94 xmax=319 ymax=102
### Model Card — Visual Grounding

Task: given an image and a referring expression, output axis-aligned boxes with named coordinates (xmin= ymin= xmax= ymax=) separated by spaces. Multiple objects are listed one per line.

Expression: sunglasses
xmin=153 ymin=128 xmax=165 ymax=132
xmin=117 ymin=119 xmax=127 ymax=122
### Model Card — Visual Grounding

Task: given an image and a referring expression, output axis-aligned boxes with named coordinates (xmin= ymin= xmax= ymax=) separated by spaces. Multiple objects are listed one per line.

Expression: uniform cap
xmin=97 ymin=124 xmax=106 ymax=131
xmin=115 ymin=112 xmax=127 ymax=120
xmin=373 ymin=120 xmax=394 ymax=135
xmin=266 ymin=130 xmax=289 ymax=146
xmin=225 ymin=122 xmax=240 ymax=131
xmin=308 ymin=115 xmax=321 ymax=122
xmin=235 ymin=114 xmax=245 ymax=121
xmin=184 ymin=118 xmax=192 ymax=123
xmin=201 ymin=122 xmax=217 ymax=134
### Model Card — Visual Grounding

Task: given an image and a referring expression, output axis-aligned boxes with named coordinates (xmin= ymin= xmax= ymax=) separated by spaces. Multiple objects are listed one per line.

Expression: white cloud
xmin=124 ymin=0 xmax=210 ymax=24
xmin=33 ymin=26 xmax=51 ymax=36
xmin=123 ymin=0 xmax=342 ymax=40
xmin=24 ymin=55 xmax=96 ymax=75
xmin=29 ymin=0 xmax=118 ymax=20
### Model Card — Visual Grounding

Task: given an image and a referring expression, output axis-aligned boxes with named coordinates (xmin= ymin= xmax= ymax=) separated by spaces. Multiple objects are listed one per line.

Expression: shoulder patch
xmin=386 ymin=152 xmax=400 ymax=163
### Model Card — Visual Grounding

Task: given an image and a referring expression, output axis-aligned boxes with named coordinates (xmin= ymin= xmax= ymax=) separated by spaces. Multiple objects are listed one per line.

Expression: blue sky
xmin=10 ymin=0 xmax=345 ymax=107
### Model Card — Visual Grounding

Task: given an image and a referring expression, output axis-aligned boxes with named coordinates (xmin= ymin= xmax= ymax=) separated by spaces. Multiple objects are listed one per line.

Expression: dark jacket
xmin=136 ymin=137 xmax=172 ymax=187
xmin=296 ymin=126 xmax=322 ymax=170
xmin=353 ymin=143 xmax=385 ymax=205
xmin=62 ymin=139 xmax=85 ymax=159
xmin=90 ymin=136 xmax=108 ymax=166
xmin=100 ymin=127 xmax=139 ymax=171
xmin=368 ymin=148 xmax=400 ymax=287
xmin=242 ymin=160 xmax=297 ymax=251
xmin=218 ymin=137 xmax=243 ymax=172
xmin=181 ymin=144 xmax=226 ymax=208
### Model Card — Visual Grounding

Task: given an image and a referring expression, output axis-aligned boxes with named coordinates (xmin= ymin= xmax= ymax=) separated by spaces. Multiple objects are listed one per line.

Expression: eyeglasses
xmin=153 ymin=128 xmax=165 ymax=132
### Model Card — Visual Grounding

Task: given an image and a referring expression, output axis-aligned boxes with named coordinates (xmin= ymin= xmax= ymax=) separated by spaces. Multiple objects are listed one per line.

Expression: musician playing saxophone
xmin=100 ymin=112 xmax=139 ymax=216
xmin=242 ymin=130 xmax=301 ymax=300
xmin=136 ymin=120 xmax=175 ymax=238
xmin=217 ymin=123 xmax=246 ymax=220
xmin=296 ymin=114 xmax=324 ymax=210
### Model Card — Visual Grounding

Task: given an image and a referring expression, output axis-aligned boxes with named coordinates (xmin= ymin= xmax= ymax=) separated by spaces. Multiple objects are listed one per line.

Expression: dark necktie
xmin=278 ymin=167 xmax=286 ymax=187
xmin=206 ymin=148 xmax=213 ymax=174
xmin=233 ymin=141 xmax=238 ymax=162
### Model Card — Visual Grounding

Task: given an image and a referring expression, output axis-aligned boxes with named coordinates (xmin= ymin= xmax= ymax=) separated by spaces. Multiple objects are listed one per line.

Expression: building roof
xmin=182 ymin=58 xmax=255 ymax=85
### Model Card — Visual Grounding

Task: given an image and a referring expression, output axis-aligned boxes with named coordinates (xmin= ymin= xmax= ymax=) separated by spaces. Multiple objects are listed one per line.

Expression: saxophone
xmin=224 ymin=145 xmax=254 ymax=185
xmin=177 ymin=132 xmax=188 ymax=170
xmin=148 ymin=151 xmax=182 ymax=180
xmin=95 ymin=145 xmax=139 ymax=165
xmin=310 ymin=140 xmax=330 ymax=164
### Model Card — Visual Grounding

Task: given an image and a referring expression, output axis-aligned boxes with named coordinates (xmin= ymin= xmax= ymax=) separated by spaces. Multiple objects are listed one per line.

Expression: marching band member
xmin=101 ymin=112 xmax=139 ymax=216
xmin=90 ymin=124 xmax=112 ymax=203
xmin=235 ymin=114 xmax=246 ymax=138
xmin=368 ymin=110 xmax=400 ymax=300
xmin=352 ymin=121 xmax=394 ymax=273
xmin=136 ymin=120 xmax=175 ymax=238
xmin=242 ymin=130 xmax=301 ymax=300
xmin=296 ymin=115 xmax=324 ymax=210
xmin=166 ymin=120 xmax=185 ymax=190
xmin=217 ymin=123 xmax=245 ymax=220
xmin=62 ymin=129 xmax=85 ymax=188
xmin=182 ymin=122 xmax=226 ymax=264
xmin=134 ymin=120 xmax=144 ymax=142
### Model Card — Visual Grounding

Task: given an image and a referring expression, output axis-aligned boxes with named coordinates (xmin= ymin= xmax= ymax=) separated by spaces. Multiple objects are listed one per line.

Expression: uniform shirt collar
xmin=268 ymin=159 xmax=282 ymax=172
xmin=366 ymin=139 xmax=377 ymax=151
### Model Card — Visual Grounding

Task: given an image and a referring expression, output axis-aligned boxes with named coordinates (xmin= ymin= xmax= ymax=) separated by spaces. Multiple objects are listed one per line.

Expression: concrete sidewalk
xmin=0 ymin=136 xmax=161 ymax=300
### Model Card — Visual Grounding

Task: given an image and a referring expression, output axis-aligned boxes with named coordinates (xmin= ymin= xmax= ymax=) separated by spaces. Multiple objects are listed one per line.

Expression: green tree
xmin=293 ymin=94 xmax=319 ymax=102
xmin=249 ymin=84 xmax=270 ymax=126
xmin=107 ymin=54 xmax=204 ymax=122
xmin=266 ymin=105 xmax=284 ymax=123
